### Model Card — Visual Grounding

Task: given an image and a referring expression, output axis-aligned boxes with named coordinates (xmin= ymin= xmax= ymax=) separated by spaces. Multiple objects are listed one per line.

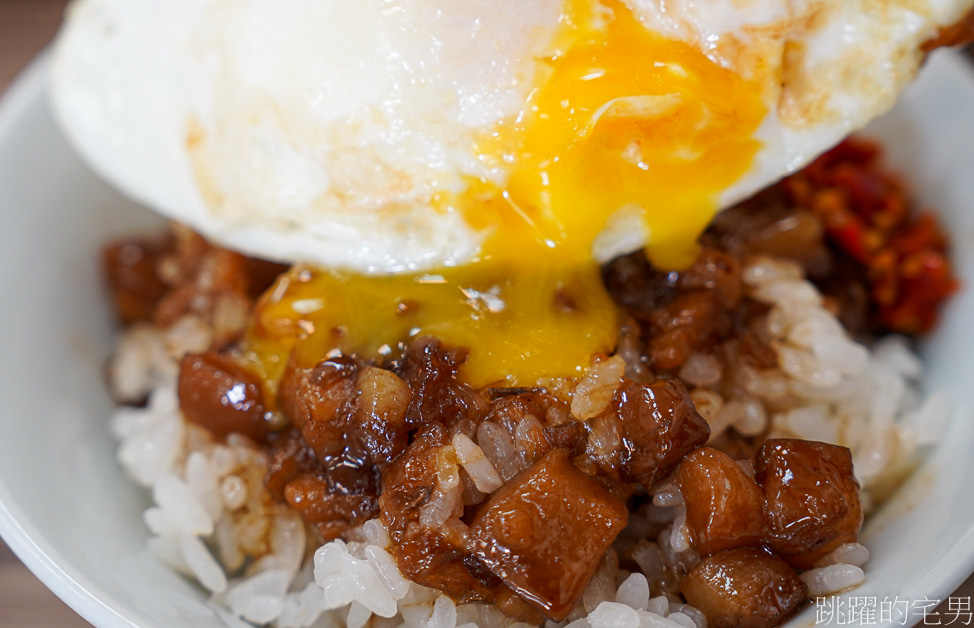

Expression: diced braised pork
xmin=378 ymin=426 xmax=449 ymax=539
xmin=673 ymin=448 xmax=766 ymax=557
xmin=154 ymin=248 xmax=252 ymax=348
xmin=756 ymin=439 xmax=863 ymax=569
xmin=493 ymin=585 xmax=547 ymax=625
xmin=473 ymin=390 xmax=566 ymax=481
xmin=676 ymin=248 xmax=744 ymax=308
xmin=469 ymin=449 xmax=628 ymax=621
xmin=283 ymin=473 xmax=377 ymax=541
xmin=681 ymin=547 xmax=808 ymax=628
xmin=177 ymin=351 xmax=279 ymax=442
xmin=354 ymin=366 xmax=412 ymax=463
xmin=543 ymin=421 xmax=586 ymax=457
xmin=264 ymin=428 xmax=378 ymax=540
xmin=615 ymin=379 xmax=710 ymax=489
xmin=103 ymin=226 xmax=288 ymax=348
xmin=395 ymin=528 xmax=495 ymax=603
xmin=395 ymin=337 xmax=487 ymax=430
xmin=278 ymin=356 xmax=358 ymax=459
xmin=278 ymin=357 xmax=410 ymax=465
xmin=379 ymin=425 xmax=495 ymax=602
xmin=102 ymin=234 xmax=173 ymax=325
xmin=603 ymin=248 xmax=743 ymax=371
xmin=264 ymin=428 xmax=318 ymax=501
xmin=601 ymin=251 xmax=676 ymax=318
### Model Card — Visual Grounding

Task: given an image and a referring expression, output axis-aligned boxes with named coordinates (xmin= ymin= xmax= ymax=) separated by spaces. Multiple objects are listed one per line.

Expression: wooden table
xmin=2 ymin=1 xmax=973 ymax=627
xmin=0 ymin=0 xmax=66 ymax=91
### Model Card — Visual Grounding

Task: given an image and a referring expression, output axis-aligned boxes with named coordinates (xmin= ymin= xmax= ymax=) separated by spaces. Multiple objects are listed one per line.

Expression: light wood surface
xmin=0 ymin=538 xmax=89 ymax=626
xmin=0 ymin=0 xmax=67 ymax=90
xmin=1 ymin=1 xmax=973 ymax=627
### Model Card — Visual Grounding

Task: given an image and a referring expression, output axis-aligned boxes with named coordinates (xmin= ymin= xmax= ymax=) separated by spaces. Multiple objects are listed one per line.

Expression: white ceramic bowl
xmin=2 ymin=50 xmax=974 ymax=628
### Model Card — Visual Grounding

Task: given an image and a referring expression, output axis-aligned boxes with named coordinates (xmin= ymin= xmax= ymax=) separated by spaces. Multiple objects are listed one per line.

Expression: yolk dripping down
xmin=472 ymin=0 xmax=766 ymax=269
xmin=238 ymin=0 xmax=766 ymax=391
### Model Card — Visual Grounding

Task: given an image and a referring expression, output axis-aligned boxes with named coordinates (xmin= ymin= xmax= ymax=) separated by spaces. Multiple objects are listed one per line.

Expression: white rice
xmin=105 ymin=253 xmax=949 ymax=627
xmin=738 ymin=256 xmax=943 ymax=503
xmin=452 ymin=433 xmax=504 ymax=494
xmin=799 ymin=565 xmax=866 ymax=597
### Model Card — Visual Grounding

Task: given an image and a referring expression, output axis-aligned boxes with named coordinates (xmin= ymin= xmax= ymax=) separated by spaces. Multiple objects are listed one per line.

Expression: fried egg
xmin=51 ymin=0 xmax=973 ymax=271
xmin=50 ymin=0 xmax=973 ymax=385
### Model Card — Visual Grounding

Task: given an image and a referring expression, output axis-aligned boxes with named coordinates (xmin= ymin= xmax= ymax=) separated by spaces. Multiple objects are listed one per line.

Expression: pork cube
xmin=673 ymin=447 xmax=766 ymax=557
xmin=616 ymin=379 xmax=710 ymax=489
xmin=178 ymin=352 xmax=276 ymax=442
xmin=277 ymin=356 xmax=358 ymax=459
xmin=469 ymin=449 xmax=628 ymax=621
xmin=283 ymin=473 xmax=377 ymax=541
xmin=756 ymin=439 xmax=863 ymax=569
xmin=379 ymin=425 xmax=496 ymax=602
xmin=681 ymin=547 xmax=808 ymax=628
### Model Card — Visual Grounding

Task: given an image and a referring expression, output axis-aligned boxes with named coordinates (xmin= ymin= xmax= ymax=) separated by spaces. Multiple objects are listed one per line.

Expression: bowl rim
xmin=4 ymin=47 xmax=974 ymax=628
xmin=0 ymin=50 xmax=146 ymax=628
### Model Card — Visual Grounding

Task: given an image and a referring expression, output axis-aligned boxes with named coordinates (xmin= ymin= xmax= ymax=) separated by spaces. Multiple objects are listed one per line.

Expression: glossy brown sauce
xmin=103 ymin=139 xmax=955 ymax=626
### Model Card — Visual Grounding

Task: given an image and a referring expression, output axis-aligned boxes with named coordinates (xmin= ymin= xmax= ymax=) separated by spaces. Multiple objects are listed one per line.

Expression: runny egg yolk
xmin=238 ymin=0 xmax=765 ymax=391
